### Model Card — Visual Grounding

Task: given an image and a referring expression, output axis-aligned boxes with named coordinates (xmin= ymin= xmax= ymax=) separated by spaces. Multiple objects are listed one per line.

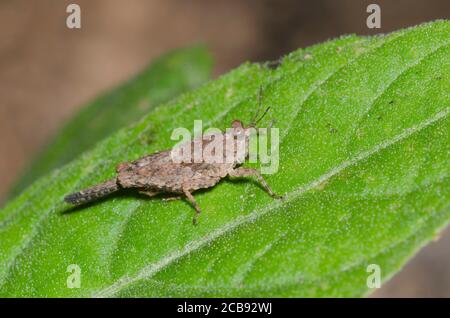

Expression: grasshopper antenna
xmin=251 ymin=86 xmax=271 ymax=126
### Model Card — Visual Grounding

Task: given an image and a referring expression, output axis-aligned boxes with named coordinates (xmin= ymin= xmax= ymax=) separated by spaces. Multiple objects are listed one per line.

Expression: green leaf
xmin=0 ymin=21 xmax=449 ymax=297
xmin=9 ymin=46 xmax=213 ymax=198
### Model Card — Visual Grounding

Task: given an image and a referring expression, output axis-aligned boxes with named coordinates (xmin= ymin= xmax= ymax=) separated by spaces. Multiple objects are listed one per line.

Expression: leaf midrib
xmin=100 ymin=202 xmax=450 ymax=297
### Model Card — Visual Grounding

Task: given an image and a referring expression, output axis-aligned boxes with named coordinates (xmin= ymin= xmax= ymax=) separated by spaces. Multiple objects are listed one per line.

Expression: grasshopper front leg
xmin=229 ymin=167 xmax=282 ymax=199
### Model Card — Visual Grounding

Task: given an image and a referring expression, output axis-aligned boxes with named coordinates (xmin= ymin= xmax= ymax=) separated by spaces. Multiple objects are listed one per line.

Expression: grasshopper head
xmin=229 ymin=120 xmax=258 ymax=163
xmin=230 ymin=120 xmax=255 ymax=138
xmin=116 ymin=162 xmax=133 ymax=173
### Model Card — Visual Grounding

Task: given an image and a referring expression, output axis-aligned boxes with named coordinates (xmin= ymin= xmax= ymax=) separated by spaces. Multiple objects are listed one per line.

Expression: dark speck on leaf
xmin=139 ymin=132 xmax=155 ymax=146
xmin=327 ymin=123 xmax=338 ymax=134
xmin=264 ymin=58 xmax=282 ymax=69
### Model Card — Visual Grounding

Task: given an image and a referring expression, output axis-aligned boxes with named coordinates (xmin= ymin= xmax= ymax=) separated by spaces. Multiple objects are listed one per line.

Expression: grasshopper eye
xmin=116 ymin=162 xmax=131 ymax=173
xmin=231 ymin=120 xmax=243 ymax=128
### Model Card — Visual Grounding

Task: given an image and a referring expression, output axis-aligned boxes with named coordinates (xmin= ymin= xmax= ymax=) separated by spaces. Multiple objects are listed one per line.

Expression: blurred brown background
xmin=0 ymin=0 xmax=449 ymax=297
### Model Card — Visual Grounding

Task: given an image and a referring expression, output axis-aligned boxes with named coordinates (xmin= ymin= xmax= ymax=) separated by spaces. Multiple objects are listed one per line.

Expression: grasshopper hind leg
xmin=228 ymin=167 xmax=282 ymax=199
xmin=64 ymin=178 xmax=119 ymax=205
xmin=139 ymin=190 xmax=159 ymax=197
xmin=139 ymin=190 xmax=181 ymax=201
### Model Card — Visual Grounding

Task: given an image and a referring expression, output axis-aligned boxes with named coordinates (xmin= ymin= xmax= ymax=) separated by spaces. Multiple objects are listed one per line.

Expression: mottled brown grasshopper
xmin=65 ymin=93 xmax=280 ymax=224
